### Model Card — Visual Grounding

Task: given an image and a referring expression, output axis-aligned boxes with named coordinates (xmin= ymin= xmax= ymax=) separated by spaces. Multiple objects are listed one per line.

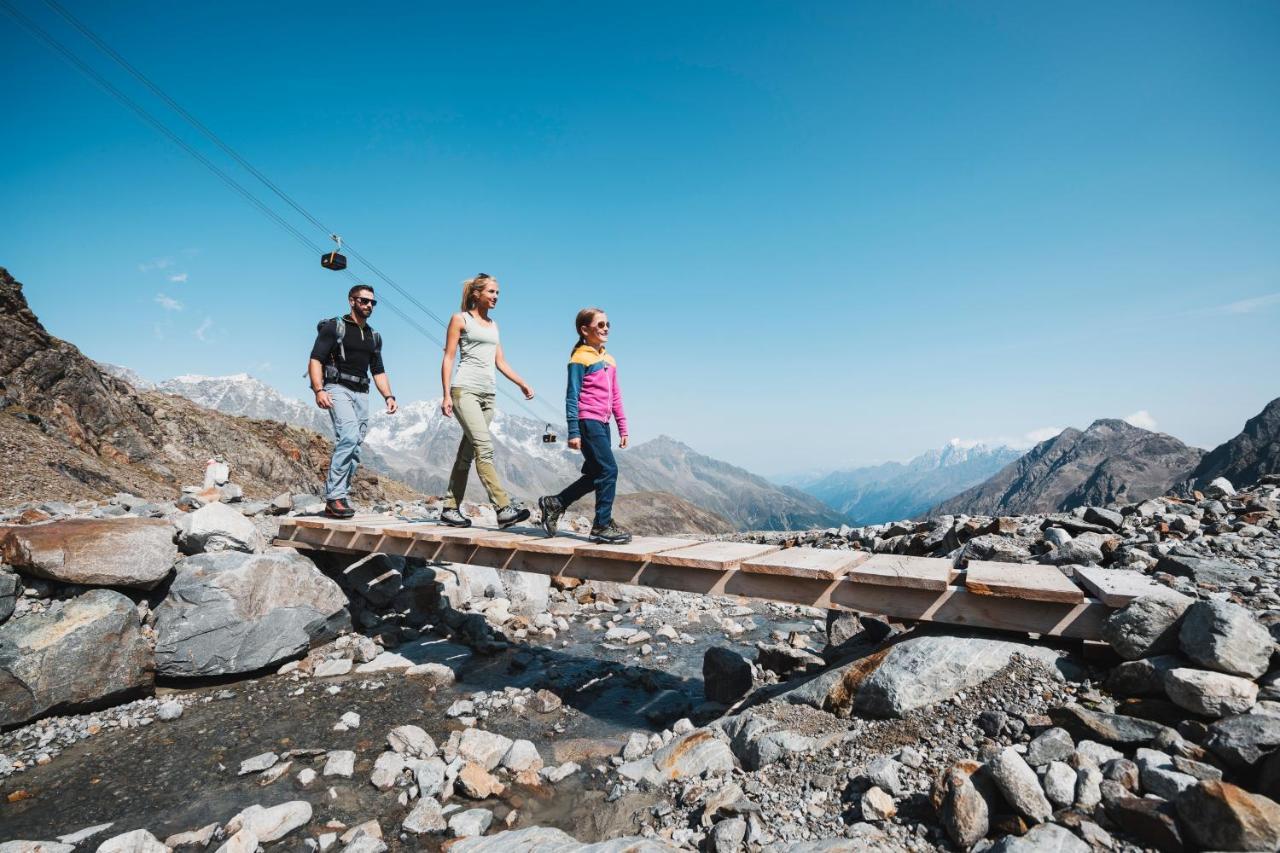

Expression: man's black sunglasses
xmin=354 ymin=296 xmax=378 ymax=307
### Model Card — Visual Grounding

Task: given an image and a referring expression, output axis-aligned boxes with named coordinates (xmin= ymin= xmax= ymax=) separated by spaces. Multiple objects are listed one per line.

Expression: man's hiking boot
xmin=497 ymin=504 xmax=532 ymax=529
xmin=440 ymin=507 xmax=471 ymax=527
xmin=590 ymin=523 xmax=632 ymax=545
xmin=537 ymin=495 xmax=564 ymax=538
xmin=324 ymin=498 xmax=355 ymax=519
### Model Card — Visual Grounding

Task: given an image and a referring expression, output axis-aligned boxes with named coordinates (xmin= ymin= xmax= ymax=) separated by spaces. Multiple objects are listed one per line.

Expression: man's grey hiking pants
xmin=324 ymin=384 xmax=368 ymax=501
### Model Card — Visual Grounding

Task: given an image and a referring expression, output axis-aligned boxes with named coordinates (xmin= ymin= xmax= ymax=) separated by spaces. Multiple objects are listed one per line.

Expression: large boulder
xmin=1174 ymin=780 xmax=1280 ymax=852
xmin=0 ymin=568 xmax=18 ymax=623
xmin=1204 ymin=714 xmax=1280 ymax=770
xmin=786 ymin=633 xmax=1065 ymax=718
xmin=1102 ymin=593 xmax=1192 ymax=661
xmin=703 ymin=646 xmax=753 ymax=705
xmin=0 ymin=517 xmax=177 ymax=589
xmin=0 ymin=589 xmax=153 ymax=726
xmin=153 ymin=550 xmax=348 ymax=677
xmin=1179 ymin=599 xmax=1273 ymax=679
xmin=174 ymin=502 xmax=262 ymax=554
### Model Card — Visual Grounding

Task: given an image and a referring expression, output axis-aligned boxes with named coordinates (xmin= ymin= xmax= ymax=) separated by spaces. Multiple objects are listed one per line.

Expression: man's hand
xmin=619 ymin=435 xmax=629 ymax=449
xmin=441 ymin=397 xmax=453 ymax=418
xmin=315 ymin=390 xmax=333 ymax=410
xmin=385 ymin=397 xmax=399 ymax=415
xmin=568 ymin=437 xmax=581 ymax=451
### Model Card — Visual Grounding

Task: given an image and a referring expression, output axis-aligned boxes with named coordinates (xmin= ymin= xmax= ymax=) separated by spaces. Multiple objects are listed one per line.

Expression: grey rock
xmin=1102 ymin=593 xmax=1192 ymax=661
xmin=413 ymin=756 xmax=448 ymax=798
xmin=1104 ymin=796 xmax=1183 ymax=852
xmin=1025 ymin=727 xmax=1075 ymax=767
xmin=1157 ymin=550 xmax=1255 ymax=585
xmin=153 ymin=551 xmax=348 ymax=677
xmin=709 ymin=817 xmax=746 ymax=853
xmin=1163 ymin=667 xmax=1259 ymax=717
xmin=447 ymin=808 xmax=494 ymax=838
xmin=1204 ymin=713 xmax=1280 ymax=770
xmin=1204 ymin=476 xmax=1236 ymax=498
xmin=865 ymin=756 xmax=903 ymax=796
xmin=1075 ymin=765 xmax=1103 ymax=811
xmin=1043 ymin=527 xmax=1072 ymax=548
xmin=1140 ymin=765 xmax=1198 ymax=800
xmin=238 ymin=752 xmax=278 ymax=775
xmin=1044 ymin=539 xmax=1104 ymax=566
xmin=988 ymin=747 xmax=1053 ymax=823
xmin=989 ymin=823 xmax=1089 ymax=853
xmin=939 ymin=762 xmax=988 ymax=848
xmin=1179 ymin=599 xmax=1274 ymax=679
xmin=1175 ymin=780 xmax=1280 ymax=852
xmin=340 ymin=554 xmax=404 ymax=608
xmin=704 ymin=646 xmax=753 ymax=705
xmin=0 ymin=589 xmax=152 ymax=727
xmin=1083 ymin=506 xmax=1124 ymax=530
xmin=175 ymin=502 xmax=262 ymax=554
xmin=1043 ymin=761 xmax=1077 ymax=807
xmin=1050 ymin=704 xmax=1177 ymax=747
xmin=1106 ymin=654 xmax=1185 ymax=698
xmin=402 ymin=797 xmax=446 ymax=834
xmin=789 ymin=633 xmax=1067 ymax=718
xmin=648 ymin=728 xmax=734 ymax=781
xmin=0 ymin=568 xmax=18 ymax=623
xmin=0 ymin=517 xmax=177 ymax=589
xmin=387 ymin=725 xmax=435 ymax=759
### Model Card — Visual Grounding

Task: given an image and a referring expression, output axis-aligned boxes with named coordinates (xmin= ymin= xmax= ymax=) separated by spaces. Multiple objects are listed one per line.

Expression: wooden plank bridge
xmin=273 ymin=516 xmax=1164 ymax=641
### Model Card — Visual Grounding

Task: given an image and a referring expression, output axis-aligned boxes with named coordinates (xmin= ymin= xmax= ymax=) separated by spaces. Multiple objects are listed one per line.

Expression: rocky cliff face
xmin=930 ymin=419 xmax=1204 ymax=517
xmin=1184 ymin=397 xmax=1280 ymax=492
xmin=0 ymin=266 xmax=414 ymax=505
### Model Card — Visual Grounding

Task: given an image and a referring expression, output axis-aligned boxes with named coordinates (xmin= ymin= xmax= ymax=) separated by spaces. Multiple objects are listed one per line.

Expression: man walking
xmin=309 ymin=284 xmax=397 ymax=519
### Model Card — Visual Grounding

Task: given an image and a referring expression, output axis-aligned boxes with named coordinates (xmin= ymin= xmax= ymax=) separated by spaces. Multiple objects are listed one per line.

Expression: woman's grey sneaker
xmin=497 ymin=504 xmax=531 ymax=529
xmin=537 ymin=495 xmax=564 ymax=537
xmin=590 ymin=523 xmax=632 ymax=544
xmin=440 ymin=507 xmax=471 ymax=527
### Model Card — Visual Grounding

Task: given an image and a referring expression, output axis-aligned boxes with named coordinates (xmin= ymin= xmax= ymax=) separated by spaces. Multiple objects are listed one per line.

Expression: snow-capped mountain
xmin=796 ymin=440 xmax=1025 ymax=524
xmin=149 ymin=372 xmax=845 ymax=530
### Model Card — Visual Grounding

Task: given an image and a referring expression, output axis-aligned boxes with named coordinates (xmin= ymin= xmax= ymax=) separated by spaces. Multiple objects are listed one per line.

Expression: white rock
xmin=388 ymin=725 xmax=435 ymax=758
xmin=96 ymin=829 xmax=166 ymax=853
xmin=314 ymin=659 xmax=353 ymax=678
xmin=540 ymin=761 xmax=579 ymax=783
xmin=402 ymin=797 xmax=447 ymax=834
xmin=156 ymin=701 xmax=183 ymax=721
xmin=324 ymin=750 xmax=356 ymax=777
xmin=56 ymin=823 xmax=114 ymax=845
xmin=370 ymin=752 xmax=406 ymax=790
xmin=340 ymin=711 xmax=361 ymax=728
xmin=500 ymin=740 xmax=542 ymax=773
xmin=457 ymin=729 xmax=514 ymax=771
xmin=448 ymin=809 xmax=494 ymax=838
xmin=225 ymin=801 xmax=313 ymax=843
xmin=238 ymin=752 xmax=278 ymax=775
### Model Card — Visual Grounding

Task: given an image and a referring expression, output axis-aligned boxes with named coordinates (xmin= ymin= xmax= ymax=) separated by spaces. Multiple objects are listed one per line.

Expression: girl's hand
xmin=441 ymin=397 xmax=453 ymax=418
xmin=568 ymin=437 xmax=582 ymax=451
xmin=520 ymin=383 xmax=534 ymax=400
xmin=619 ymin=435 xmax=629 ymax=449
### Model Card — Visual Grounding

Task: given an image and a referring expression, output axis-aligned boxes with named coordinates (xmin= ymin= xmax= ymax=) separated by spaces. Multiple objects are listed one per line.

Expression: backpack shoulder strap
xmin=373 ymin=329 xmax=382 ymax=352
xmin=333 ymin=316 xmax=346 ymax=362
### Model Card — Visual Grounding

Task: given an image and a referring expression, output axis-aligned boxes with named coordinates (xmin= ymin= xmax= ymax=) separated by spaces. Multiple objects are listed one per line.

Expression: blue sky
xmin=3 ymin=1 xmax=1278 ymax=475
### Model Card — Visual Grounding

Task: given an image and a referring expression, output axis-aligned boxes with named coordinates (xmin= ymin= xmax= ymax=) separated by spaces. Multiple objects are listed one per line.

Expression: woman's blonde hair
xmin=572 ymin=307 xmax=605 ymax=353
xmin=461 ymin=273 xmax=496 ymax=311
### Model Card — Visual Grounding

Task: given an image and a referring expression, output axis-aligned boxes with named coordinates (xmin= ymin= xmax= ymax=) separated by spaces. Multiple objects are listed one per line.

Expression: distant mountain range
xmin=930 ymin=418 xmax=1206 ymax=517
xmin=138 ymin=372 xmax=847 ymax=531
xmin=789 ymin=441 xmax=1024 ymax=525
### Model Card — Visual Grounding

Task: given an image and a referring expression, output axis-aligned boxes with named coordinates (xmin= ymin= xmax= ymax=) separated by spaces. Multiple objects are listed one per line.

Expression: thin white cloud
xmin=154 ymin=293 xmax=183 ymax=312
xmin=138 ymin=257 xmax=174 ymax=273
xmin=1124 ymin=410 xmax=1158 ymax=430
xmin=1214 ymin=292 xmax=1280 ymax=315
xmin=168 ymin=272 xmax=188 ymax=283
xmin=194 ymin=317 xmax=214 ymax=341
xmin=1021 ymin=427 xmax=1063 ymax=446
xmin=944 ymin=426 xmax=1063 ymax=451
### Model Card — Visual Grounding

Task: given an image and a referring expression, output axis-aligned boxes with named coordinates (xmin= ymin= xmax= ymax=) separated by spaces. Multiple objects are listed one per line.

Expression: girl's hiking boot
xmin=537 ymin=495 xmax=564 ymax=537
xmin=590 ymin=523 xmax=632 ymax=544
xmin=497 ymin=504 xmax=532 ymax=529
xmin=324 ymin=498 xmax=355 ymax=519
xmin=440 ymin=507 xmax=471 ymax=527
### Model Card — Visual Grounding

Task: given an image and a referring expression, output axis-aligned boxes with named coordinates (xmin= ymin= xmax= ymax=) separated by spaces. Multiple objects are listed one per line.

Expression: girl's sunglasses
xmin=591 ymin=321 xmax=610 ymax=329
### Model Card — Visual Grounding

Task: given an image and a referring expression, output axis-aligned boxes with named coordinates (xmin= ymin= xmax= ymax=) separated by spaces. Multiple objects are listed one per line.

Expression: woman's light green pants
xmin=444 ymin=387 xmax=511 ymax=509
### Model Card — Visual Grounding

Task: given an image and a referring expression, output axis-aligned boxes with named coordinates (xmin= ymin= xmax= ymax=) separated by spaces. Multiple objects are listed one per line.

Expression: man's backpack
xmin=311 ymin=316 xmax=382 ymax=389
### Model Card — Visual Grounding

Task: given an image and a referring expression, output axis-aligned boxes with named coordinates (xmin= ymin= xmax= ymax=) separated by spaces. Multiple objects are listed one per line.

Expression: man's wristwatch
xmin=385 ymin=395 xmax=396 ymax=402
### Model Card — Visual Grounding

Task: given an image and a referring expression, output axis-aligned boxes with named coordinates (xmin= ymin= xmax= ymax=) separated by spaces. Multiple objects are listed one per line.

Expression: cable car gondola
xmin=321 ymin=233 xmax=347 ymax=271
xmin=542 ymin=423 xmax=558 ymax=444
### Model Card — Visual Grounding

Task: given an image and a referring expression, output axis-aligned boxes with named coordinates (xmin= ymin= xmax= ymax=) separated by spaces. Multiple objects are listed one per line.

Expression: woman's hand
xmin=441 ymin=397 xmax=453 ymax=418
xmin=619 ymin=435 xmax=629 ymax=449
xmin=568 ymin=437 xmax=581 ymax=451
xmin=519 ymin=383 xmax=534 ymax=400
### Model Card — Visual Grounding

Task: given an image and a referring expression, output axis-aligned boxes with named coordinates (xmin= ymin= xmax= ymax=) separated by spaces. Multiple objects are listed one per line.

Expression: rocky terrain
xmin=147 ymin=372 xmax=845 ymax=532
xmin=3 ymin=453 xmax=1279 ymax=852
xmin=1184 ymin=398 xmax=1280 ymax=495
xmin=931 ymin=419 xmax=1207 ymax=518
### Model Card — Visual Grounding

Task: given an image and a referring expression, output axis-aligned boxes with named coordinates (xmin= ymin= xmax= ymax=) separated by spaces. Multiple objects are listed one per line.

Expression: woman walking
xmin=439 ymin=273 xmax=533 ymax=528
xmin=538 ymin=307 xmax=632 ymax=544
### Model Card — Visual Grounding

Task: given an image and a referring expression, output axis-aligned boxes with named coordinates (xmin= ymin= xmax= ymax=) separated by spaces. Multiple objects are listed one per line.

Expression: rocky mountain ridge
xmin=1184 ymin=397 xmax=1280 ymax=494
xmin=930 ymin=418 xmax=1207 ymax=518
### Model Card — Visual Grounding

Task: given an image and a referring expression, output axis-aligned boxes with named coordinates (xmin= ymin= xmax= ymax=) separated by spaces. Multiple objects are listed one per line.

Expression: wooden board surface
xmin=574 ymin=536 xmax=695 ymax=562
xmin=474 ymin=529 xmax=586 ymax=556
xmin=740 ymin=547 xmax=869 ymax=580
xmin=964 ymin=561 xmax=1084 ymax=604
xmin=647 ymin=541 xmax=781 ymax=570
xmin=850 ymin=554 xmax=957 ymax=591
xmin=1072 ymin=566 xmax=1179 ymax=607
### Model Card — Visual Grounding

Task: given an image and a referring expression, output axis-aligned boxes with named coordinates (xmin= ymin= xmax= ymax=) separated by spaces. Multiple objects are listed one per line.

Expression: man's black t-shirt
xmin=310 ymin=316 xmax=386 ymax=392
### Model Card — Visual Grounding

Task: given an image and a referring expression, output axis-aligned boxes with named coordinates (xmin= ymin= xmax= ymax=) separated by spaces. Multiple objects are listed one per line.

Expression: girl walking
xmin=538 ymin=307 xmax=632 ymax=544
xmin=439 ymin=273 xmax=533 ymax=528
